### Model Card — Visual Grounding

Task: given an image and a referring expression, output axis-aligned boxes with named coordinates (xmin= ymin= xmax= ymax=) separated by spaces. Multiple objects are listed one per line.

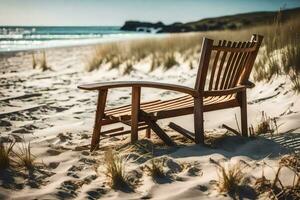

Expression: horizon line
xmin=1 ymin=6 xmax=298 ymax=27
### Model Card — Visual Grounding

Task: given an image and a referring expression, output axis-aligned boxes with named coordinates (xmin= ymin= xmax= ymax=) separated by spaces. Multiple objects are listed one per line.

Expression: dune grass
xmin=255 ymin=155 xmax=300 ymax=199
xmin=123 ymin=61 xmax=134 ymax=75
xmin=14 ymin=142 xmax=37 ymax=170
xmin=40 ymin=51 xmax=49 ymax=71
xmin=282 ymin=42 xmax=300 ymax=92
xmin=210 ymin=158 xmax=248 ymax=196
xmin=32 ymin=51 xmax=50 ymax=71
xmin=85 ymin=34 xmax=201 ymax=72
xmin=104 ymin=149 xmax=132 ymax=190
xmin=85 ymin=12 xmax=300 ymax=91
xmin=216 ymin=163 xmax=247 ymax=196
xmin=32 ymin=53 xmax=37 ymax=69
xmin=253 ymin=14 xmax=300 ymax=92
xmin=145 ymin=158 xmax=166 ymax=180
xmin=0 ymin=141 xmax=16 ymax=170
xmin=249 ymin=111 xmax=278 ymax=136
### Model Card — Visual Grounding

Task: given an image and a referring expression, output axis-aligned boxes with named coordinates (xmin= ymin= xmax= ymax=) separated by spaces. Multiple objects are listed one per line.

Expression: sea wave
xmin=0 ymin=26 xmax=152 ymax=52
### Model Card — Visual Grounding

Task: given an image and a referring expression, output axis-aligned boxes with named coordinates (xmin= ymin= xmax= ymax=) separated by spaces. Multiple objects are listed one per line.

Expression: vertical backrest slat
xmin=195 ymin=34 xmax=263 ymax=93
xmin=220 ymin=42 xmax=237 ymax=89
xmin=194 ymin=38 xmax=214 ymax=92
xmin=208 ymin=40 xmax=222 ymax=90
xmin=214 ymin=41 xmax=232 ymax=90
xmin=240 ymin=34 xmax=264 ymax=85
xmin=232 ymin=41 xmax=256 ymax=86
xmin=229 ymin=41 xmax=252 ymax=88
xmin=223 ymin=42 xmax=242 ymax=89
xmin=226 ymin=42 xmax=246 ymax=89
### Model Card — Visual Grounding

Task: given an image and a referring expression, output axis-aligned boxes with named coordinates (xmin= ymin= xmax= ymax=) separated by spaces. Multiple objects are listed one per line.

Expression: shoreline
xmin=0 ymin=32 xmax=170 ymax=54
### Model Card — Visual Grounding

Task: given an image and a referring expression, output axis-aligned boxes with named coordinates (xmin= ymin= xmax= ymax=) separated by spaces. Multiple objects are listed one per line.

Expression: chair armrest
xmin=203 ymin=85 xmax=246 ymax=97
xmin=78 ymin=81 xmax=200 ymax=97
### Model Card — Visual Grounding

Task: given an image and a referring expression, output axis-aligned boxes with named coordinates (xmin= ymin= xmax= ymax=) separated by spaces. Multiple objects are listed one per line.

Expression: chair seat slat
xmin=106 ymin=94 xmax=236 ymax=118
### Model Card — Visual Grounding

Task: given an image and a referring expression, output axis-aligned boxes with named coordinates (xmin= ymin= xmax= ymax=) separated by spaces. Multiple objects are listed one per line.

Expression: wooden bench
xmin=78 ymin=34 xmax=263 ymax=151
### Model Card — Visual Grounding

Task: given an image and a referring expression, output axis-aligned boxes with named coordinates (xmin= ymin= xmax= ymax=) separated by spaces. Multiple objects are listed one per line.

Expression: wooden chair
xmin=78 ymin=34 xmax=263 ymax=151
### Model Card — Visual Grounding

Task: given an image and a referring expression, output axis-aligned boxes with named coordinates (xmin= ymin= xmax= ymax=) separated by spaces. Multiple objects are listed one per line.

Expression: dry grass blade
xmin=145 ymin=158 xmax=165 ymax=180
xmin=32 ymin=53 xmax=36 ymax=69
xmin=14 ymin=142 xmax=36 ymax=170
xmin=282 ymin=41 xmax=300 ymax=91
xmin=250 ymin=111 xmax=277 ymax=136
xmin=279 ymin=154 xmax=300 ymax=173
xmin=123 ymin=62 xmax=133 ymax=75
xmin=104 ymin=149 xmax=131 ymax=191
xmin=163 ymin=53 xmax=178 ymax=70
xmin=255 ymin=156 xmax=300 ymax=199
xmin=0 ymin=141 xmax=16 ymax=170
xmin=217 ymin=162 xmax=246 ymax=195
xmin=40 ymin=51 xmax=49 ymax=71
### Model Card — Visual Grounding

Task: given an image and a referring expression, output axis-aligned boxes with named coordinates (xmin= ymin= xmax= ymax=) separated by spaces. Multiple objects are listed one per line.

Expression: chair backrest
xmin=194 ymin=34 xmax=263 ymax=92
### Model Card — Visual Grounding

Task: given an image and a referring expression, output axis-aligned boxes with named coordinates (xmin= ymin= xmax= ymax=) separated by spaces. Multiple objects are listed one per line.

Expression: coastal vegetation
xmin=14 ymin=142 xmax=37 ymax=170
xmin=86 ymin=12 xmax=300 ymax=91
xmin=0 ymin=141 xmax=15 ymax=170
xmin=104 ymin=149 xmax=132 ymax=191
xmin=32 ymin=51 xmax=50 ymax=71
xmin=0 ymin=140 xmax=38 ymax=170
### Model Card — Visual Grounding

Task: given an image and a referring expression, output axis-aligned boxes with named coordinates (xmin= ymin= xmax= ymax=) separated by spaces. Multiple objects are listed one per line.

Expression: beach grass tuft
xmin=14 ymin=142 xmax=37 ymax=170
xmin=0 ymin=141 xmax=16 ymax=170
xmin=249 ymin=111 xmax=277 ymax=136
xmin=216 ymin=163 xmax=246 ymax=196
xmin=32 ymin=53 xmax=37 ymax=69
xmin=145 ymin=158 xmax=165 ymax=180
xmin=282 ymin=42 xmax=300 ymax=92
xmin=40 ymin=51 xmax=49 ymax=71
xmin=163 ymin=53 xmax=178 ymax=70
xmin=123 ymin=61 xmax=133 ymax=75
xmin=255 ymin=156 xmax=300 ymax=199
xmin=104 ymin=149 xmax=132 ymax=191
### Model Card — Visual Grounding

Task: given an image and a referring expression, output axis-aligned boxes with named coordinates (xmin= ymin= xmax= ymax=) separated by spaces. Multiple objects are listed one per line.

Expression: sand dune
xmin=0 ymin=45 xmax=299 ymax=199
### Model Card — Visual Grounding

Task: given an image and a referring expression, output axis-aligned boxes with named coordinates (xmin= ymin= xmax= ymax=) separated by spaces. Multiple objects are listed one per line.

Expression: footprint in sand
xmin=187 ymin=166 xmax=202 ymax=176
xmin=196 ymin=185 xmax=208 ymax=192
xmin=86 ymin=188 xmax=107 ymax=200
xmin=67 ymin=165 xmax=84 ymax=178
xmin=57 ymin=175 xmax=98 ymax=199
xmin=79 ymin=157 xmax=96 ymax=165
xmin=48 ymin=162 xmax=60 ymax=169
xmin=46 ymin=148 xmax=63 ymax=156
xmin=57 ymin=180 xmax=83 ymax=199
xmin=0 ymin=120 xmax=12 ymax=127
xmin=57 ymin=132 xmax=72 ymax=142
xmin=165 ymin=158 xmax=182 ymax=174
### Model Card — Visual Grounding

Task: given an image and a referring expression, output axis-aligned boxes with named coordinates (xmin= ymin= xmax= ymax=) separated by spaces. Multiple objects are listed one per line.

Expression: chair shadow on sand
xmin=146 ymin=134 xmax=292 ymax=160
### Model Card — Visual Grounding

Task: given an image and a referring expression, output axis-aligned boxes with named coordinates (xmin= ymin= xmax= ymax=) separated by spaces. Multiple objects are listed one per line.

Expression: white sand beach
xmin=0 ymin=42 xmax=299 ymax=199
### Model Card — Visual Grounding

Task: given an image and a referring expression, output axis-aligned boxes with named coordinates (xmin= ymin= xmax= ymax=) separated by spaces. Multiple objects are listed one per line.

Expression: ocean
xmin=0 ymin=26 xmax=150 ymax=52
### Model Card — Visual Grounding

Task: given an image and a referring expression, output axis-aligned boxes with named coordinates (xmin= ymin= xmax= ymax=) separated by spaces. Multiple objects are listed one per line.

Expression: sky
xmin=0 ymin=0 xmax=300 ymax=26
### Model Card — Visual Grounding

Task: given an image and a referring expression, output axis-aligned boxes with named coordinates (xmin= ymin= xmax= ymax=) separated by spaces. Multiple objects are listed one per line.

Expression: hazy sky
xmin=0 ymin=0 xmax=300 ymax=26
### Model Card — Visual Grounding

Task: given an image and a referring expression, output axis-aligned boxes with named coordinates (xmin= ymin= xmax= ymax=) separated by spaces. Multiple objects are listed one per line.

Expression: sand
xmin=0 ymin=44 xmax=299 ymax=199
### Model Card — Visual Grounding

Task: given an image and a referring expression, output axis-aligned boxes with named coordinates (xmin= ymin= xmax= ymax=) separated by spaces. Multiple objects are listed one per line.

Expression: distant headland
xmin=121 ymin=7 xmax=300 ymax=33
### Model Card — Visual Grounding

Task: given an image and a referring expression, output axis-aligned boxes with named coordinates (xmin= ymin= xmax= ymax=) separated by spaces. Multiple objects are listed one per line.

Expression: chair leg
xmin=194 ymin=97 xmax=204 ymax=144
xmin=240 ymin=90 xmax=248 ymax=137
xmin=146 ymin=128 xmax=151 ymax=138
xmin=131 ymin=86 xmax=141 ymax=143
xmin=91 ymin=89 xmax=108 ymax=151
xmin=140 ymin=110 xmax=175 ymax=146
